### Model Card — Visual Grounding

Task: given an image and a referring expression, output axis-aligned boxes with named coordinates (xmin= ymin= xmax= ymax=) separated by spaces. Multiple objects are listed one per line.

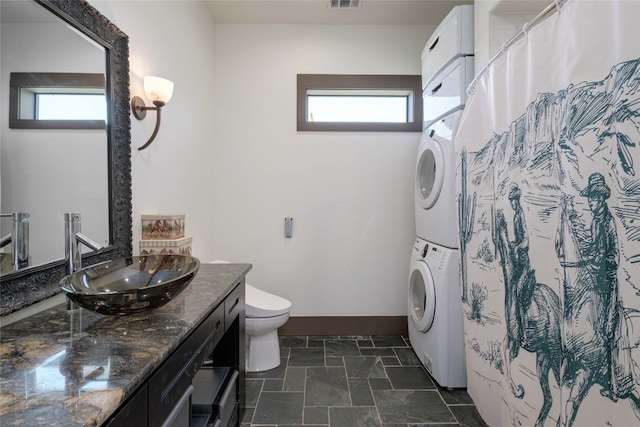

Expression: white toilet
xmin=210 ymin=261 xmax=292 ymax=372
xmin=245 ymin=283 xmax=292 ymax=372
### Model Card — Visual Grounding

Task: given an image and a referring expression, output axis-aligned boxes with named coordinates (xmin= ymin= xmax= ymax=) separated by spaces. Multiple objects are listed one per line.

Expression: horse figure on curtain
xmin=493 ymin=208 xmax=563 ymax=427
xmin=555 ymin=192 xmax=640 ymax=426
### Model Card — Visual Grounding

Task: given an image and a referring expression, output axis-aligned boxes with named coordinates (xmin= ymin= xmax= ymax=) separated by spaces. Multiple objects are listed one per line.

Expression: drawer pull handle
xmin=228 ymin=297 xmax=240 ymax=314
xmin=186 ymin=320 xmax=221 ymax=378
xmin=165 ymin=318 xmax=224 ymax=393
xmin=431 ymin=83 xmax=442 ymax=94
xmin=161 ymin=385 xmax=193 ymax=427
xmin=429 ymin=36 xmax=439 ymax=51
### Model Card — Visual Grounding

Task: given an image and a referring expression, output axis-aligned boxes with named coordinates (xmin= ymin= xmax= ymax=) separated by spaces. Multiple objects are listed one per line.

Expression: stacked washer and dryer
xmin=407 ymin=5 xmax=474 ymax=389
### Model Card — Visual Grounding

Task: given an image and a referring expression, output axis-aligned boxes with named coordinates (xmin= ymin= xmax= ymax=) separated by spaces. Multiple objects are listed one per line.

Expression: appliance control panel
xmin=415 ymin=239 xmax=451 ymax=272
xmin=425 ymin=245 xmax=450 ymax=271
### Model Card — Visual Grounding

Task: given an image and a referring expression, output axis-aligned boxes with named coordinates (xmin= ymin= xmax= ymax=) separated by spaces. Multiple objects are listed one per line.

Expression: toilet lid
xmin=246 ymin=283 xmax=292 ymax=318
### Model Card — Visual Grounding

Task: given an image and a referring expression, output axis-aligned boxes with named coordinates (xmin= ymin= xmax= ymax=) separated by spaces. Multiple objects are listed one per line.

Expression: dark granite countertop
xmin=0 ymin=262 xmax=251 ymax=426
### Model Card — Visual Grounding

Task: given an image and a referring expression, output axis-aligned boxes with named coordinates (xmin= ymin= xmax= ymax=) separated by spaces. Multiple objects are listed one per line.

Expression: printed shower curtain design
xmin=454 ymin=1 xmax=640 ymax=426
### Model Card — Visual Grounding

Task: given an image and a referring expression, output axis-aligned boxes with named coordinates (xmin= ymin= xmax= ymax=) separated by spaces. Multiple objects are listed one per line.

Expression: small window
xmin=297 ymin=74 xmax=422 ymax=132
xmin=9 ymin=72 xmax=106 ymax=129
xmin=36 ymin=93 xmax=106 ymax=121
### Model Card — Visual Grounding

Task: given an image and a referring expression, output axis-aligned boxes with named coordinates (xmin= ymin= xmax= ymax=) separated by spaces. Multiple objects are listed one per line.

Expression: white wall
xmin=89 ymin=0 xmax=219 ymax=258
xmin=211 ymin=24 xmax=431 ymax=316
xmin=90 ymin=1 xmax=432 ymax=317
xmin=474 ymin=0 xmax=552 ymax=74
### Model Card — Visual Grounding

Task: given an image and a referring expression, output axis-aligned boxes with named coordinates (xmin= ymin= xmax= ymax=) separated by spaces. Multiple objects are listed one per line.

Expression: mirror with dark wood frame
xmin=0 ymin=0 xmax=132 ymax=316
xmin=2 ymin=9 xmax=109 ymax=272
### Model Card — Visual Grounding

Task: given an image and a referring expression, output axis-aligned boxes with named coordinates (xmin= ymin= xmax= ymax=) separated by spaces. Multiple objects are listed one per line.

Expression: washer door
xmin=408 ymin=261 xmax=436 ymax=332
xmin=416 ymin=137 xmax=445 ymax=210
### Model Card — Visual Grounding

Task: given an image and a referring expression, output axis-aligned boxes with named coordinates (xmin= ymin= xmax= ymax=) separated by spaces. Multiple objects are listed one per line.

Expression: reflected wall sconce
xmin=131 ymin=76 xmax=174 ymax=150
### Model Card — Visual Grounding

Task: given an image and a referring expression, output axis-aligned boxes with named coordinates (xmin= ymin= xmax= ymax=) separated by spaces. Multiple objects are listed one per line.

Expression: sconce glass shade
xmin=144 ymin=76 xmax=174 ymax=104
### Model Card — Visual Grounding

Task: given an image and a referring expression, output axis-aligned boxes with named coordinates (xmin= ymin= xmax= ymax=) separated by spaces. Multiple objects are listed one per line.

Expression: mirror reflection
xmin=0 ymin=0 xmax=110 ymax=275
xmin=9 ymin=72 xmax=107 ymax=129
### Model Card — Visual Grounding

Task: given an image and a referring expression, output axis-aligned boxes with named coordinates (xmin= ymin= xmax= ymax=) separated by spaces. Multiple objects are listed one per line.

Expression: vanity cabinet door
xmin=104 ymin=384 xmax=148 ymax=427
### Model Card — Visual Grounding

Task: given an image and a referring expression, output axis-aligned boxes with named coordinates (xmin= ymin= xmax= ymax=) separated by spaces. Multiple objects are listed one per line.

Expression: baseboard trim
xmin=279 ymin=316 xmax=408 ymax=336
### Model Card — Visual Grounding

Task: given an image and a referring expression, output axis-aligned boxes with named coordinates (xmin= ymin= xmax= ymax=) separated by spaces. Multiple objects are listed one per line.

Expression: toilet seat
xmin=209 ymin=260 xmax=291 ymax=318
xmin=246 ymin=284 xmax=292 ymax=318
xmin=208 ymin=260 xmax=292 ymax=372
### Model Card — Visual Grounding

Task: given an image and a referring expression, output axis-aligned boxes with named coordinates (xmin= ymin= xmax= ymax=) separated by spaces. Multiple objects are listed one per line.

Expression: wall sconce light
xmin=131 ymin=76 xmax=174 ymax=150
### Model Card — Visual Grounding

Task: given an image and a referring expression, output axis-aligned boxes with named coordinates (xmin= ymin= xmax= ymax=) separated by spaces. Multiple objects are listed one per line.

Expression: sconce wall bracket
xmin=131 ymin=96 xmax=166 ymax=150
xmin=131 ymin=96 xmax=148 ymax=120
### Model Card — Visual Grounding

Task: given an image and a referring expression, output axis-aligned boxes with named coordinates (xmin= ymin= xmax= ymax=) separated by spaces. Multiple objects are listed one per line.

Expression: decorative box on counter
xmin=141 ymin=214 xmax=185 ymax=240
xmin=139 ymin=236 xmax=192 ymax=255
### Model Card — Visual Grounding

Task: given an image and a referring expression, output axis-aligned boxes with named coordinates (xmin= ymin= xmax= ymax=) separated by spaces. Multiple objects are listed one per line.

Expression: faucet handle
xmin=1 ymin=212 xmax=30 ymax=220
xmin=64 ymin=212 xmax=81 ymax=223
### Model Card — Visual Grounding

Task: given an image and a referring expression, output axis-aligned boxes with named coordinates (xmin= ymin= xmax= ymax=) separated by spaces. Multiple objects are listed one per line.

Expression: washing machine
xmin=414 ymin=107 xmax=463 ymax=248
xmin=408 ymin=236 xmax=466 ymax=388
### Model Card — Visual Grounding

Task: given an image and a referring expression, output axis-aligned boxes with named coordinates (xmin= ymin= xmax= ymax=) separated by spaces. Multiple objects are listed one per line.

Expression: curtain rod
xmin=467 ymin=0 xmax=566 ymax=94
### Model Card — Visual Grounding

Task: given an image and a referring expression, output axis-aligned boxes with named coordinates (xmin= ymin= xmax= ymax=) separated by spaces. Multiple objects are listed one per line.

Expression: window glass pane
xmin=307 ymin=95 xmax=407 ymax=123
xmin=36 ymin=94 xmax=106 ymax=121
xmin=297 ymin=74 xmax=422 ymax=132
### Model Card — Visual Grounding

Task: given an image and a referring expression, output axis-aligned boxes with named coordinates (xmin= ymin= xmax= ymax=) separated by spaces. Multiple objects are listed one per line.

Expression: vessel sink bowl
xmin=60 ymin=254 xmax=200 ymax=315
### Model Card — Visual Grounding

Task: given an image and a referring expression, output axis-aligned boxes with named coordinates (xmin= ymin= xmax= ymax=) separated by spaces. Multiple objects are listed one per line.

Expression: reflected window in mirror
xmin=9 ymin=72 xmax=106 ymax=129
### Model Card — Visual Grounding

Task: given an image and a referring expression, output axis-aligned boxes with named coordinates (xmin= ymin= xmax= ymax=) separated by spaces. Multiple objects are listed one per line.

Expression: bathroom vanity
xmin=0 ymin=263 xmax=249 ymax=427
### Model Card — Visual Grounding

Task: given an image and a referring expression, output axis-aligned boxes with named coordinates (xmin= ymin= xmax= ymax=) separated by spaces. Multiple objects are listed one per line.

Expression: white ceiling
xmin=3 ymin=0 xmax=473 ymax=26
xmin=205 ymin=0 xmax=474 ymax=25
xmin=3 ymin=1 xmax=553 ymax=26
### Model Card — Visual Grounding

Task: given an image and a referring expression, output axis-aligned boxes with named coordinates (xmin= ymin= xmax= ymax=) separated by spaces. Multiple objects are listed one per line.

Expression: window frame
xmin=297 ymin=74 xmax=422 ymax=132
xmin=9 ymin=72 xmax=106 ymax=130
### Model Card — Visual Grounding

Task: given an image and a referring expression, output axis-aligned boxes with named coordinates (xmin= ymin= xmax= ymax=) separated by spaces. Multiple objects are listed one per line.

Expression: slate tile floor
xmin=242 ymin=335 xmax=487 ymax=427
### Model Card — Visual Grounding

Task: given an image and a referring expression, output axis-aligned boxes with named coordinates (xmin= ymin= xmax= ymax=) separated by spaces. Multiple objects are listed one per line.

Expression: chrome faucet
xmin=64 ymin=213 xmax=104 ymax=310
xmin=0 ymin=212 xmax=30 ymax=270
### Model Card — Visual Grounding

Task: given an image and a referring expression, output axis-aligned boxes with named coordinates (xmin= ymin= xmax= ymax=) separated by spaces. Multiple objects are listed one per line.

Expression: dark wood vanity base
xmin=0 ymin=263 xmax=249 ymax=427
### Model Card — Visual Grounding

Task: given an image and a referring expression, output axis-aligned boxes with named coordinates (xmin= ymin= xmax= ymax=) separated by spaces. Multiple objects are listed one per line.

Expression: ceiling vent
xmin=328 ymin=0 xmax=361 ymax=9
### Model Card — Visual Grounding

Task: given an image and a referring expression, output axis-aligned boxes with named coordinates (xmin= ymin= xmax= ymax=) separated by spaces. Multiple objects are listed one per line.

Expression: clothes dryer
xmin=415 ymin=108 xmax=462 ymax=248
xmin=407 ymin=237 xmax=466 ymax=388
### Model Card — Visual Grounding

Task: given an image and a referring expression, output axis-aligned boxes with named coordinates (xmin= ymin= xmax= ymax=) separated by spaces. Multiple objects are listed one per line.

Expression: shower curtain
xmin=454 ymin=1 xmax=640 ymax=426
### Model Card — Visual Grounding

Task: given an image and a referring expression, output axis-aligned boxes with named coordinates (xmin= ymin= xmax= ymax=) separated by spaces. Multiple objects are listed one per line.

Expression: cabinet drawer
xmin=422 ymin=56 xmax=474 ymax=125
xmin=192 ymin=367 xmax=238 ymax=427
xmin=192 ymin=367 xmax=233 ymax=416
xmin=421 ymin=5 xmax=474 ymax=88
xmin=224 ymin=282 xmax=244 ymax=331
xmin=162 ymin=385 xmax=193 ymax=427
xmin=148 ymin=303 xmax=225 ymax=427
xmin=217 ymin=370 xmax=239 ymax=427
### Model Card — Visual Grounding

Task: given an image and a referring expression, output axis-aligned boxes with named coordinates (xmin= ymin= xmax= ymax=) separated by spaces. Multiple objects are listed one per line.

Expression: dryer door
xmin=408 ymin=260 xmax=436 ymax=332
xmin=416 ymin=134 xmax=445 ymax=210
